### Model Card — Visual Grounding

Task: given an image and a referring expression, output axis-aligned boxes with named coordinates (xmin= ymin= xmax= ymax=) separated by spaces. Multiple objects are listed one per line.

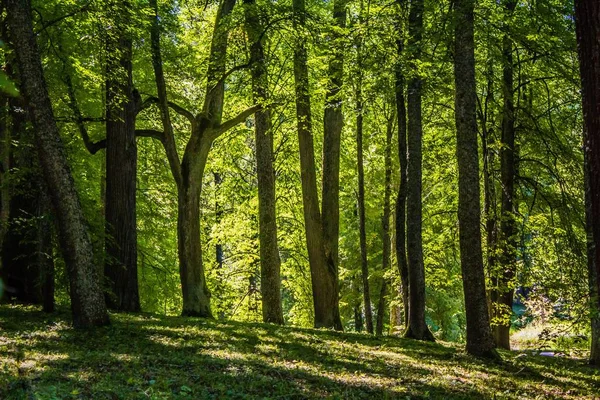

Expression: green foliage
xmin=6 ymin=0 xmax=587 ymax=343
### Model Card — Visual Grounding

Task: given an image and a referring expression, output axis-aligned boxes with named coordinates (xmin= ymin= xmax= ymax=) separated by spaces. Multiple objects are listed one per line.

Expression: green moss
xmin=0 ymin=305 xmax=598 ymax=399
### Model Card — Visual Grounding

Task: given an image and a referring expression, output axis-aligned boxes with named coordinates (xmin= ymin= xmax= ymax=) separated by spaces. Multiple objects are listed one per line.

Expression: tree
xmin=104 ymin=0 xmax=140 ymax=312
xmin=376 ymin=110 xmax=394 ymax=337
xmin=404 ymin=0 xmax=434 ymax=341
xmin=490 ymin=0 xmax=517 ymax=350
xmin=394 ymin=0 xmax=409 ymax=328
xmin=575 ymin=0 xmax=600 ymax=366
xmin=6 ymin=0 xmax=109 ymax=328
xmin=355 ymin=0 xmax=374 ymax=334
xmin=146 ymin=0 xmax=259 ymax=317
xmin=243 ymin=0 xmax=284 ymax=325
xmin=453 ymin=0 xmax=498 ymax=358
xmin=291 ymin=0 xmax=343 ymax=330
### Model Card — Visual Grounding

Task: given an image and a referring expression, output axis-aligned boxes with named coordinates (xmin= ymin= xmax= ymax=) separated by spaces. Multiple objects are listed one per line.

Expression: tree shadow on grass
xmin=1 ymin=305 xmax=598 ymax=399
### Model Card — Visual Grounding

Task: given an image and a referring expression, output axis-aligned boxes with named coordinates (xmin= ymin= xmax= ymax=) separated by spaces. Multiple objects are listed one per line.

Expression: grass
xmin=0 ymin=305 xmax=599 ymax=399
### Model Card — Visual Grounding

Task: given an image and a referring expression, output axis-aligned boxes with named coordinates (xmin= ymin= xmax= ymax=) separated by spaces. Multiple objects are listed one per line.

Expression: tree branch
xmin=135 ymin=129 xmax=164 ymax=142
xmin=140 ymin=96 xmax=196 ymax=127
xmin=211 ymin=104 xmax=261 ymax=139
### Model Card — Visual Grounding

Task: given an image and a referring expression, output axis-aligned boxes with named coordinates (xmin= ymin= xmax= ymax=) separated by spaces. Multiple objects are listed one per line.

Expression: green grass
xmin=0 ymin=305 xmax=598 ymax=399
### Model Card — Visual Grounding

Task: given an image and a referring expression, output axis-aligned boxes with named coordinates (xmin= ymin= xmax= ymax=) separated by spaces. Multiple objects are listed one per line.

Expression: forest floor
xmin=0 ymin=305 xmax=598 ymax=399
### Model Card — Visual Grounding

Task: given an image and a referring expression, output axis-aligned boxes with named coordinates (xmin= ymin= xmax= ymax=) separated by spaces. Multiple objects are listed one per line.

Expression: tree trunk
xmin=320 ymin=0 xmax=346 ymax=330
xmin=404 ymin=0 xmax=433 ymax=341
xmin=244 ymin=0 xmax=284 ymax=325
xmin=357 ymin=79 xmax=374 ymax=334
xmin=103 ymin=0 xmax=140 ymax=312
xmin=292 ymin=0 xmax=342 ymax=330
xmin=491 ymin=0 xmax=517 ymax=349
xmin=376 ymin=115 xmax=394 ymax=337
xmin=0 ymin=95 xmax=9 ymax=256
xmin=6 ymin=0 xmax=108 ymax=328
xmin=394 ymin=11 xmax=409 ymax=328
xmin=453 ymin=0 xmax=498 ymax=359
xmin=178 ymin=140 xmax=213 ymax=317
xmin=575 ymin=0 xmax=600 ymax=366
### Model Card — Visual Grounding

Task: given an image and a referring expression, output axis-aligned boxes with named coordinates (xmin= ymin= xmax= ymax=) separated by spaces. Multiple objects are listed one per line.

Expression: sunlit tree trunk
xmin=292 ymin=0 xmax=342 ymax=330
xmin=453 ymin=0 xmax=498 ymax=359
xmin=244 ymin=0 xmax=284 ymax=325
xmin=6 ymin=0 xmax=109 ymax=328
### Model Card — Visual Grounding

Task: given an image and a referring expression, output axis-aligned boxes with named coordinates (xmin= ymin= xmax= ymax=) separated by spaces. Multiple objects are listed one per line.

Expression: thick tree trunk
xmin=320 ymin=0 xmax=346 ymax=330
xmin=404 ymin=0 xmax=433 ymax=341
xmin=104 ymin=0 xmax=140 ymax=312
xmin=395 ymin=28 xmax=409 ymax=328
xmin=575 ymin=0 xmax=600 ymax=366
xmin=491 ymin=0 xmax=517 ymax=349
xmin=357 ymin=85 xmax=374 ymax=334
xmin=6 ymin=0 xmax=108 ymax=327
xmin=292 ymin=0 xmax=342 ymax=330
xmin=453 ymin=0 xmax=498 ymax=359
xmin=244 ymin=0 xmax=284 ymax=325
xmin=178 ymin=141 xmax=213 ymax=317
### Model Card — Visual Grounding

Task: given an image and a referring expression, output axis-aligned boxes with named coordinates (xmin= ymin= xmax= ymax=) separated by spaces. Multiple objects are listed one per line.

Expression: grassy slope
xmin=0 ymin=305 xmax=598 ymax=399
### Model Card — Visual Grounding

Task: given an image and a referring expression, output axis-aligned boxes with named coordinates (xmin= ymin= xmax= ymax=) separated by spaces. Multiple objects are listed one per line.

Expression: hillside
xmin=0 ymin=305 xmax=598 ymax=399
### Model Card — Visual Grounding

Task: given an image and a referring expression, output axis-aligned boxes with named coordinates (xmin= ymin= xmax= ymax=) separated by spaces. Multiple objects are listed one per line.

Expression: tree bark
xmin=104 ymin=0 xmax=139 ymax=312
xmin=292 ymin=0 xmax=342 ymax=330
xmin=404 ymin=0 xmax=433 ymax=341
xmin=356 ymin=44 xmax=374 ymax=334
xmin=6 ymin=0 xmax=109 ymax=328
xmin=491 ymin=0 xmax=517 ymax=349
xmin=319 ymin=0 xmax=346 ymax=330
xmin=376 ymin=114 xmax=394 ymax=337
xmin=244 ymin=0 xmax=284 ymax=325
xmin=575 ymin=0 xmax=600 ymax=366
xmin=453 ymin=0 xmax=498 ymax=359
xmin=394 ymin=3 xmax=409 ymax=328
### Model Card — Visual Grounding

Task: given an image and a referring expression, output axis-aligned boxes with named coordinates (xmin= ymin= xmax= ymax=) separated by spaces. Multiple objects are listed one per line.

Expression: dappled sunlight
xmin=0 ymin=305 xmax=598 ymax=399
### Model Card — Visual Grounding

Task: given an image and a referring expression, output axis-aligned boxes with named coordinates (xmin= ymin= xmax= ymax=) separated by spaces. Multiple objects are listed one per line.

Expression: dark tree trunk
xmin=38 ymin=189 xmax=54 ymax=313
xmin=481 ymin=59 xmax=497 ymax=320
xmin=244 ymin=0 xmax=284 ymax=325
xmin=453 ymin=0 xmax=498 ymax=359
xmin=356 ymin=74 xmax=374 ymax=335
xmin=6 ymin=0 xmax=109 ymax=328
xmin=104 ymin=0 xmax=140 ymax=312
xmin=575 ymin=0 xmax=600 ymax=366
xmin=292 ymin=0 xmax=342 ymax=330
xmin=394 ymin=11 xmax=409 ymax=328
xmin=354 ymin=301 xmax=364 ymax=332
xmin=404 ymin=0 xmax=433 ymax=341
xmin=0 ymin=95 xmax=8 ymax=255
xmin=376 ymin=115 xmax=394 ymax=337
xmin=491 ymin=0 xmax=517 ymax=349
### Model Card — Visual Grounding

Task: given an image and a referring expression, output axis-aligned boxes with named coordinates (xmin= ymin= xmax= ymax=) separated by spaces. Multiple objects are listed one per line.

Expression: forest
xmin=1 ymin=0 xmax=600 ymax=398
